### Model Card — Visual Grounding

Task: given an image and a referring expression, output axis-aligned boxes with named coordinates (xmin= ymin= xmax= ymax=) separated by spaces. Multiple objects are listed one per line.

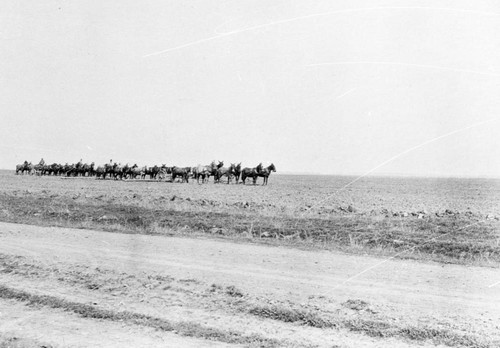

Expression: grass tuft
xmin=248 ymin=304 xmax=490 ymax=347
xmin=0 ymin=284 xmax=282 ymax=347
xmin=248 ymin=305 xmax=337 ymax=328
xmin=0 ymin=193 xmax=498 ymax=265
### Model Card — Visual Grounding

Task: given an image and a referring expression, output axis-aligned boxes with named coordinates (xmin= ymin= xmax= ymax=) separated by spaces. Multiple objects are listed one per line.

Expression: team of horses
xmin=15 ymin=160 xmax=277 ymax=185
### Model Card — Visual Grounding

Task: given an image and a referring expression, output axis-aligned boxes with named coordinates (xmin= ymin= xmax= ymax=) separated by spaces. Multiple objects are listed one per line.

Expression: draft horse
xmin=240 ymin=163 xmax=262 ymax=185
xmin=256 ymin=163 xmax=276 ymax=185
xmin=214 ymin=163 xmax=238 ymax=184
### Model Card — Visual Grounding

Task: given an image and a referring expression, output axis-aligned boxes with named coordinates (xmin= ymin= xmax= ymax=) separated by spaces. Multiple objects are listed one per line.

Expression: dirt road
xmin=0 ymin=222 xmax=499 ymax=347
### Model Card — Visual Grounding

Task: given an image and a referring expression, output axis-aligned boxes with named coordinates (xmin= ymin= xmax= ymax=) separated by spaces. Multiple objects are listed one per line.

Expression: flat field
xmin=0 ymin=172 xmax=499 ymax=347
xmin=0 ymin=172 xmax=499 ymax=264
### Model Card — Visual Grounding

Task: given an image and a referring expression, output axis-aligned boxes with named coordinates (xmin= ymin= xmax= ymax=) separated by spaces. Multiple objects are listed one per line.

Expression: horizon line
xmin=275 ymin=171 xmax=500 ymax=179
xmin=1 ymin=168 xmax=498 ymax=180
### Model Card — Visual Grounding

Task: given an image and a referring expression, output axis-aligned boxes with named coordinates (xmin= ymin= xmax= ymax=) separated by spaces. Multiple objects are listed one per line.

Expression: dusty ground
xmin=0 ymin=222 xmax=499 ymax=347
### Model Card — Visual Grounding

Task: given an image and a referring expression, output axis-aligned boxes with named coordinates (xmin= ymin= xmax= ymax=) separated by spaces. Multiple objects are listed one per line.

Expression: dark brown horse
xmin=148 ymin=165 xmax=160 ymax=180
xmin=95 ymin=166 xmax=105 ymax=179
xmin=171 ymin=166 xmax=191 ymax=183
xmin=240 ymin=163 xmax=262 ymax=185
xmin=103 ymin=162 xmax=115 ymax=179
xmin=208 ymin=161 xmax=224 ymax=183
xmin=255 ymin=163 xmax=276 ymax=185
xmin=81 ymin=162 xmax=95 ymax=177
xmin=110 ymin=163 xmax=123 ymax=180
xmin=129 ymin=165 xmax=143 ymax=179
xmin=233 ymin=162 xmax=242 ymax=184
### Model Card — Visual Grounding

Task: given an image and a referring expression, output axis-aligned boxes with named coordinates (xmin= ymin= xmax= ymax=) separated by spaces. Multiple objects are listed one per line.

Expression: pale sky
xmin=1 ymin=0 xmax=500 ymax=177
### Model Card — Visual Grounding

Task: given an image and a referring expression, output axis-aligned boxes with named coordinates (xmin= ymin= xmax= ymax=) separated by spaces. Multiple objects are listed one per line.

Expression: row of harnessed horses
xmin=15 ymin=160 xmax=277 ymax=185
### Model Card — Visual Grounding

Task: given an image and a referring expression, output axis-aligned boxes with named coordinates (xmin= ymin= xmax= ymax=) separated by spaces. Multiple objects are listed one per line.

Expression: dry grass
xmin=0 ymin=192 xmax=499 ymax=265
xmin=2 ymin=253 xmax=494 ymax=348
xmin=246 ymin=303 xmax=490 ymax=347
xmin=0 ymin=284 xmax=283 ymax=348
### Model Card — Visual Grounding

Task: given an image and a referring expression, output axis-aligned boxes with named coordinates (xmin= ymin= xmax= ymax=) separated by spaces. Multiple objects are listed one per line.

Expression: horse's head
xmin=217 ymin=161 xmax=224 ymax=168
xmin=269 ymin=163 xmax=276 ymax=172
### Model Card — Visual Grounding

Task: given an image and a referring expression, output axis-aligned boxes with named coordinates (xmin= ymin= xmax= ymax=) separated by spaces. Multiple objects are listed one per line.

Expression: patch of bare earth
xmin=0 ymin=299 xmax=225 ymax=348
xmin=0 ymin=222 xmax=498 ymax=347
